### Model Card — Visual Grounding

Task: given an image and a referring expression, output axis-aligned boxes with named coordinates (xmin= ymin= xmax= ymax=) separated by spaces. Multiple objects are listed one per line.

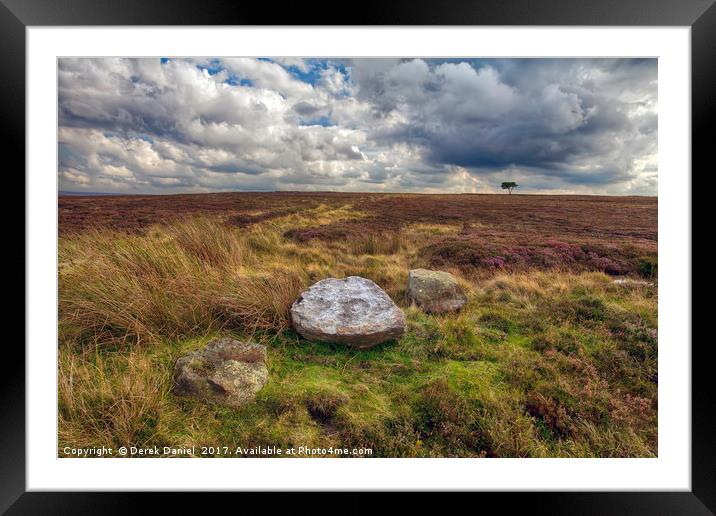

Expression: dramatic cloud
xmin=58 ymin=57 xmax=657 ymax=195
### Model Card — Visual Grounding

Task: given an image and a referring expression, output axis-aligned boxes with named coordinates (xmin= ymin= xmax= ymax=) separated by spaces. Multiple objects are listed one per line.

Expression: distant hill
xmin=59 ymin=191 xmax=124 ymax=197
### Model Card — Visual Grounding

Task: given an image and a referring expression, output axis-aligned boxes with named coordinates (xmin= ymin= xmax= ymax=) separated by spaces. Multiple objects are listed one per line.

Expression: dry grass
xmin=58 ymin=347 xmax=173 ymax=451
xmin=59 ymin=217 xmax=307 ymax=345
xmin=57 ymin=196 xmax=658 ymax=458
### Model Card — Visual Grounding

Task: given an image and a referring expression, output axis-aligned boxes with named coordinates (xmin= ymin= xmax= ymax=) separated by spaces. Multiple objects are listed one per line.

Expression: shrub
xmin=478 ymin=312 xmax=511 ymax=334
xmin=551 ymin=295 xmax=607 ymax=324
xmin=525 ymin=391 xmax=575 ymax=438
xmin=422 ymin=238 xmax=652 ymax=277
xmin=412 ymin=379 xmax=483 ymax=454
xmin=304 ymin=390 xmax=349 ymax=425
xmin=531 ymin=329 xmax=583 ymax=355
xmin=638 ymin=256 xmax=658 ymax=278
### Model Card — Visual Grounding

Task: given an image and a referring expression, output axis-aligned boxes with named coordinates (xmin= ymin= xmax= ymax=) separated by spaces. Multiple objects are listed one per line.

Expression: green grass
xmin=58 ymin=210 xmax=657 ymax=458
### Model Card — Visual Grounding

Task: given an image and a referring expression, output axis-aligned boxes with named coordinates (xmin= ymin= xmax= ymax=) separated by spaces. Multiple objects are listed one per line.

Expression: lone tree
xmin=501 ymin=181 xmax=518 ymax=194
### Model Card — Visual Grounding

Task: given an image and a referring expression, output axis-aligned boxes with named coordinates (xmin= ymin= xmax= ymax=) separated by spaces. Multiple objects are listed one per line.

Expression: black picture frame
xmin=6 ymin=0 xmax=710 ymax=512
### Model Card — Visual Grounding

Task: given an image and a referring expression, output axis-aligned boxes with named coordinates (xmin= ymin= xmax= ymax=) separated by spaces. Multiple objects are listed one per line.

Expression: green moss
xmin=59 ymin=270 xmax=657 ymax=458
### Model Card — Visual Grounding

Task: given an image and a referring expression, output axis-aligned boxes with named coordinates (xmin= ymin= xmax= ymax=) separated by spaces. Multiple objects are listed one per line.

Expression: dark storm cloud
xmin=292 ymin=101 xmax=322 ymax=116
xmin=58 ymin=57 xmax=657 ymax=195
xmin=342 ymin=58 xmax=656 ymax=191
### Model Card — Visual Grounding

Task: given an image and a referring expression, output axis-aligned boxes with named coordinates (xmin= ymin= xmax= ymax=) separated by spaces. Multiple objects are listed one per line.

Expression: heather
xmin=58 ymin=193 xmax=657 ymax=457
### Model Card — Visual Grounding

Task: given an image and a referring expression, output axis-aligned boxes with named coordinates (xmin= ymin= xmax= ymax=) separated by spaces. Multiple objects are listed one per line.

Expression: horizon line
xmin=58 ymin=190 xmax=658 ymax=198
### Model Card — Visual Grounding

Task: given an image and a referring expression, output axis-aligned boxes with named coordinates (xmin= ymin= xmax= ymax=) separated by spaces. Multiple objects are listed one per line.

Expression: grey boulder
xmin=172 ymin=338 xmax=268 ymax=407
xmin=290 ymin=276 xmax=406 ymax=349
xmin=407 ymin=268 xmax=467 ymax=313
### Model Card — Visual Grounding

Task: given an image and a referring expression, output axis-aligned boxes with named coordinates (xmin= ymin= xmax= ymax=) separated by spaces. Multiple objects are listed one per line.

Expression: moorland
xmin=58 ymin=192 xmax=657 ymax=457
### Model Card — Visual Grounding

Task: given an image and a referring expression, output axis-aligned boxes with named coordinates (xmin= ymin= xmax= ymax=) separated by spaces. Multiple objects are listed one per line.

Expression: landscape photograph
xmin=58 ymin=57 xmax=657 ymax=458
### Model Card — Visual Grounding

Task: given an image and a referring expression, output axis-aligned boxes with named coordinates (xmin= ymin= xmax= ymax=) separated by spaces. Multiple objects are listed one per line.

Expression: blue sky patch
xmin=299 ymin=116 xmax=334 ymax=127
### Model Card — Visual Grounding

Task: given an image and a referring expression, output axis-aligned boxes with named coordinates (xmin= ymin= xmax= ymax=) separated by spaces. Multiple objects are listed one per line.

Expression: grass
xmin=58 ymin=195 xmax=657 ymax=457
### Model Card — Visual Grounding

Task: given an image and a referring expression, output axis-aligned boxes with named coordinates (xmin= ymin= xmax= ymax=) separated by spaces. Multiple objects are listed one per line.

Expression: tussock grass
xmin=58 ymin=205 xmax=658 ymax=457
xmin=58 ymin=346 xmax=173 ymax=451
xmin=59 ymin=217 xmax=307 ymax=344
xmin=167 ymin=217 xmax=243 ymax=267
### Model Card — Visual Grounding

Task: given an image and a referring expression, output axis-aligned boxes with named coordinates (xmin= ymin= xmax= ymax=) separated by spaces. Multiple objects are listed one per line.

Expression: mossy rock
xmin=173 ymin=338 xmax=268 ymax=408
xmin=407 ymin=269 xmax=467 ymax=314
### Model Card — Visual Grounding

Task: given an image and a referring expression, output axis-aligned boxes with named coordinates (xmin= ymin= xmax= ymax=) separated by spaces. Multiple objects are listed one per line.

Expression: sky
xmin=58 ymin=57 xmax=657 ymax=195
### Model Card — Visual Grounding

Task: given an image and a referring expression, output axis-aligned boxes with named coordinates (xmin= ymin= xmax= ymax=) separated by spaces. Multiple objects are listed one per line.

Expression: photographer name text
xmin=61 ymin=445 xmax=372 ymax=457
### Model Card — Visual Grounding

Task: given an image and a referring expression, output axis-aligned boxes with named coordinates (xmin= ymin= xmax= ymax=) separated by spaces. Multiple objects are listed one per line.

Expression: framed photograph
xmin=9 ymin=0 xmax=711 ymax=511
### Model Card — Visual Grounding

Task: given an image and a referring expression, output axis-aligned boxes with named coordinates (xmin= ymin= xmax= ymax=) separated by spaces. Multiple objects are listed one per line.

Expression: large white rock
xmin=290 ymin=276 xmax=406 ymax=349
